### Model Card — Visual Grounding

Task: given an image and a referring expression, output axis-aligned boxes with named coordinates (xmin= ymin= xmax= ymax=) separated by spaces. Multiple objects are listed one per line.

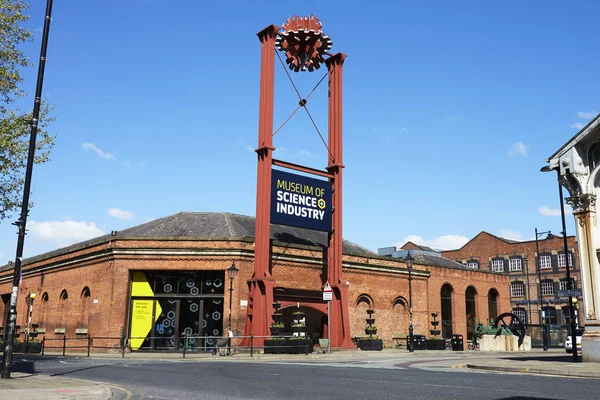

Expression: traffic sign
xmin=558 ymin=289 xmax=582 ymax=298
xmin=323 ymin=281 xmax=332 ymax=301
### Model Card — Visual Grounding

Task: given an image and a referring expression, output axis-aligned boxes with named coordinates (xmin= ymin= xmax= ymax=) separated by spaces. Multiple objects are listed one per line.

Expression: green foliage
xmin=474 ymin=320 xmax=513 ymax=338
xmin=270 ymin=321 xmax=284 ymax=328
xmin=0 ymin=0 xmax=55 ymax=222
xmin=291 ymin=323 xmax=305 ymax=328
xmin=365 ymin=326 xmax=377 ymax=330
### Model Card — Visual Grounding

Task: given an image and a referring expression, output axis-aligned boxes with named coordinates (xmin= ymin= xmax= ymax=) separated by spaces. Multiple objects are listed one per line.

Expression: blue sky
xmin=1 ymin=0 xmax=598 ymax=263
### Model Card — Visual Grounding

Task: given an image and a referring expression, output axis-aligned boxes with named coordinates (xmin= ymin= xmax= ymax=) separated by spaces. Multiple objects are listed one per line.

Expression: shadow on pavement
xmin=501 ymin=354 xmax=581 ymax=363
xmin=10 ymin=358 xmax=36 ymax=374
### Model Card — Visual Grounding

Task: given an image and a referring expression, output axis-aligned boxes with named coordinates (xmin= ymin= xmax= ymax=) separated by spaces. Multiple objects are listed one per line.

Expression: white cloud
xmin=497 ymin=229 xmax=525 ymax=241
xmin=273 ymin=147 xmax=313 ymax=159
xmin=124 ymin=160 xmax=132 ymax=167
xmin=577 ymin=111 xmax=597 ymax=119
xmin=571 ymin=122 xmax=585 ymax=130
xmin=400 ymin=127 xmax=408 ymax=132
xmin=508 ymin=141 xmax=529 ymax=157
xmin=539 ymin=205 xmax=572 ymax=217
xmin=396 ymin=234 xmax=469 ymax=251
xmin=237 ymin=140 xmax=254 ymax=153
xmin=107 ymin=208 xmax=134 ymax=221
xmin=28 ymin=220 xmax=104 ymax=247
xmin=445 ymin=115 xmax=463 ymax=122
xmin=379 ymin=135 xmax=393 ymax=145
xmin=82 ymin=143 xmax=116 ymax=160
xmin=136 ymin=162 xmax=146 ymax=168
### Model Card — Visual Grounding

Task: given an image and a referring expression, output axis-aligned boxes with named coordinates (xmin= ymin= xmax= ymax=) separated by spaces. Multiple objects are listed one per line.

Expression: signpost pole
xmin=327 ymin=300 xmax=331 ymax=353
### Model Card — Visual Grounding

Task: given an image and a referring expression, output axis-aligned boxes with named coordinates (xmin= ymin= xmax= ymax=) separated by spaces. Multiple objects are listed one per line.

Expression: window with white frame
xmin=559 ymin=278 xmax=574 ymax=291
xmin=512 ymin=308 xmax=526 ymax=323
xmin=558 ymin=252 xmax=573 ymax=268
xmin=509 ymin=257 xmax=522 ymax=271
xmin=467 ymin=261 xmax=479 ymax=270
xmin=539 ymin=254 xmax=552 ymax=269
xmin=541 ymin=279 xmax=554 ymax=296
xmin=510 ymin=281 xmax=525 ymax=297
xmin=491 ymin=258 xmax=504 ymax=272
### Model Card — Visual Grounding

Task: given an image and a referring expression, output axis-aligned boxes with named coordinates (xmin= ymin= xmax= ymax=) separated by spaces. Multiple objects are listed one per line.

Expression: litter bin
xmin=451 ymin=334 xmax=464 ymax=351
xmin=406 ymin=334 xmax=427 ymax=350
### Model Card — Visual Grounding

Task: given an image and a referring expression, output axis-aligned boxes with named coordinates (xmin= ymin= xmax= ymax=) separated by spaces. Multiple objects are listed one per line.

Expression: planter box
xmin=357 ymin=338 xmax=383 ymax=351
xmin=270 ymin=326 xmax=284 ymax=336
xmin=365 ymin=328 xmax=377 ymax=335
xmin=286 ymin=339 xmax=313 ymax=354
xmin=23 ymin=341 xmax=42 ymax=354
xmin=264 ymin=339 xmax=287 ymax=354
xmin=426 ymin=339 xmax=446 ymax=350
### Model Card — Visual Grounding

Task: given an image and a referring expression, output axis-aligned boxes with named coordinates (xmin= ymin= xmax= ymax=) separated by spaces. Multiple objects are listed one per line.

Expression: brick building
xmin=0 ymin=212 xmax=509 ymax=350
xmin=440 ymin=231 xmax=582 ymax=328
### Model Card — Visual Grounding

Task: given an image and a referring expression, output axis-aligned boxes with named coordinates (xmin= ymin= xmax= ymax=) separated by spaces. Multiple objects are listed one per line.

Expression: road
xmin=11 ymin=355 xmax=599 ymax=400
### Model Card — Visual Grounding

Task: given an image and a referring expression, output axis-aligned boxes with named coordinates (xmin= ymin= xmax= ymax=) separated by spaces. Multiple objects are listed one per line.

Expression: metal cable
xmin=273 ymin=104 xmax=302 ymax=137
xmin=276 ymin=50 xmax=302 ymax=100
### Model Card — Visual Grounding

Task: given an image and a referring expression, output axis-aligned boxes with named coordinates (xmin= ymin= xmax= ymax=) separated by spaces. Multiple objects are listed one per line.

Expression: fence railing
xmin=5 ymin=334 xmax=316 ymax=358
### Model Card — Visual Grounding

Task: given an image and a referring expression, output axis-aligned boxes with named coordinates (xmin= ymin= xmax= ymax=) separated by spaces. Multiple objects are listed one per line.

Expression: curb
xmin=466 ymin=364 xmax=600 ymax=379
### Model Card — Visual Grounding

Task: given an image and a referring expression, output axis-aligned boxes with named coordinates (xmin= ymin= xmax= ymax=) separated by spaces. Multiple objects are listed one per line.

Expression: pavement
xmin=0 ymin=348 xmax=596 ymax=399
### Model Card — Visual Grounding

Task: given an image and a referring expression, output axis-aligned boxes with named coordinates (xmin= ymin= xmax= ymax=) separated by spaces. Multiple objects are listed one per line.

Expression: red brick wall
xmin=0 ymin=237 xmax=509 ymax=349
xmin=441 ymin=232 xmax=581 ymax=325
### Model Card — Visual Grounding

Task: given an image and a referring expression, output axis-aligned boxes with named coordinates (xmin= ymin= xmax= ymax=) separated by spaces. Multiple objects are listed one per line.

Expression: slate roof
xmin=411 ymin=252 xmax=476 ymax=270
xmin=1 ymin=212 xmax=375 ymax=269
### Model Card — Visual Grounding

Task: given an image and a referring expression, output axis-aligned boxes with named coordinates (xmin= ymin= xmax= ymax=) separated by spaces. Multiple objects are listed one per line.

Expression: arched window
xmin=588 ymin=141 xmax=600 ymax=170
xmin=356 ymin=294 xmax=373 ymax=309
xmin=392 ymin=297 xmax=408 ymax=336
xmin=39 ymin=292 xmax=49 ymax=329
xmin=441 ymin=284 xmax=453 ymax=339
xmin=488 ymin=289 xmax=499 ymax=323
xmin=79 ymin=287 xmax=91 ymax=328
xmin=58 ymin=289 xmax=68 ymax=330
xmin=465 ymin=286 xmax=477 ymax=341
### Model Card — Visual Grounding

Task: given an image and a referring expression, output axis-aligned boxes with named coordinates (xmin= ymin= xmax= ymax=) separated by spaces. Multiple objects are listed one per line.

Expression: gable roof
xmin=1 ymin=212 xmax=375 ymax=269
xmin=547 ymin=113 xmax=600 ymax=162
xmin=444 ymin=231 xmax=519 ymax=252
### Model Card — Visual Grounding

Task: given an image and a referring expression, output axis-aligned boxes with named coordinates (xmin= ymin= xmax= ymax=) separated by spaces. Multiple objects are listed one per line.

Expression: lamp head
xmin=227 ymin=262 xmax=239 ymax=280
xmin=28 ymin=293 xmax=36 ymax=300
xmin=405 ymin=251 xmax=414 ymax=270
xmin=572 ymin=298 xmax=578 ymax=304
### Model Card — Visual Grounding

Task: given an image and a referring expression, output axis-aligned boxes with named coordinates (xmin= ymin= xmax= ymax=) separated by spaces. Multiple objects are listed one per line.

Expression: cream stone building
xmin=544 ymin=113 xmax=600 ymax=362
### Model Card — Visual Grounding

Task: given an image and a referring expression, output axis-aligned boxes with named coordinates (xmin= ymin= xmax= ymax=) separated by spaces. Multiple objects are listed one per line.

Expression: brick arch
xmin=356 ymin=293 xmax=374 ymax=308
xmin=392 ymin=296 xmax=408 ymax=308
xmin=38 ymin=292 xmax=49 ymax=329
xmin=79 ymin=286 xmax=91 ymax=329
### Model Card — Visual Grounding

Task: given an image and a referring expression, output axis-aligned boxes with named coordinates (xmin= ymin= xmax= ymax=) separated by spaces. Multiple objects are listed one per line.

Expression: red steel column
xmin=242 ymin=25 xmax=279 ymax=345
xmin=326 ymin=53 xmax=352 ymax=348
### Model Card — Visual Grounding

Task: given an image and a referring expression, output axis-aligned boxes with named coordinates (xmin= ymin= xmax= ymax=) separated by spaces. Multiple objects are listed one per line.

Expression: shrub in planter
xmin=357 ymin=337 xmax=383 ymax=351
xmin=425 ymin=338 xmax=445 ymax=350
xmin=365 ymin=326 xmax=377 ymax=335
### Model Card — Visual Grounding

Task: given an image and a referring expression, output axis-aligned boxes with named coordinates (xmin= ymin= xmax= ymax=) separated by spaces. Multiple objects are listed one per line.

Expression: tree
xmin=0 ymin=0 xmax=54 ymax=222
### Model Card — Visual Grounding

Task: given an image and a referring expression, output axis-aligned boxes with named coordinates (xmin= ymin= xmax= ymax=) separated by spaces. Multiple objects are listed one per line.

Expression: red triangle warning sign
xmin=323 ymin=282 xmax=332 ymax=292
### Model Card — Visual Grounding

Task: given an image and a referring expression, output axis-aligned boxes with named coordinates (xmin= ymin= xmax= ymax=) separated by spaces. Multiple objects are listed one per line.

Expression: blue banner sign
xmin=271 ymin=169 xmax=332 ymax=232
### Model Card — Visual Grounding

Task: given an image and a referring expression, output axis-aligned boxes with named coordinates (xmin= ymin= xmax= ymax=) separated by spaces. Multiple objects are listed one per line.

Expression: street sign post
xmin=323 ymin=282 xmax=332 ymax=353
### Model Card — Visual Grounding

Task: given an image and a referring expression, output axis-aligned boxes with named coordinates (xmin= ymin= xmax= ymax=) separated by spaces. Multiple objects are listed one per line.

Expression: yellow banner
xmin=130 ymin=272 xmax=162 ymax=350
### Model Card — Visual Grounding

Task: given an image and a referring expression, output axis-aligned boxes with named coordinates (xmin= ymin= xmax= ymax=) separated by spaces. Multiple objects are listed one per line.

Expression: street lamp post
xmin=226 ymin=262 xmax=239 ymax=355
xmin=535 ymin=228 xmax=553 ymax=351
xmin=541 ymin=165 xmax=579 ymax=362
xmin=405 ymin=252 xmax=414 ymax=353
xmin=24 ymin=293 xmax=36 ymax=352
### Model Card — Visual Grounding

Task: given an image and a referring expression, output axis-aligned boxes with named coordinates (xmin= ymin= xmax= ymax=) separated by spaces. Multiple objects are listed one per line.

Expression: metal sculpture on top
xmin=275 ymin=15 xmax=332 ymax=72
